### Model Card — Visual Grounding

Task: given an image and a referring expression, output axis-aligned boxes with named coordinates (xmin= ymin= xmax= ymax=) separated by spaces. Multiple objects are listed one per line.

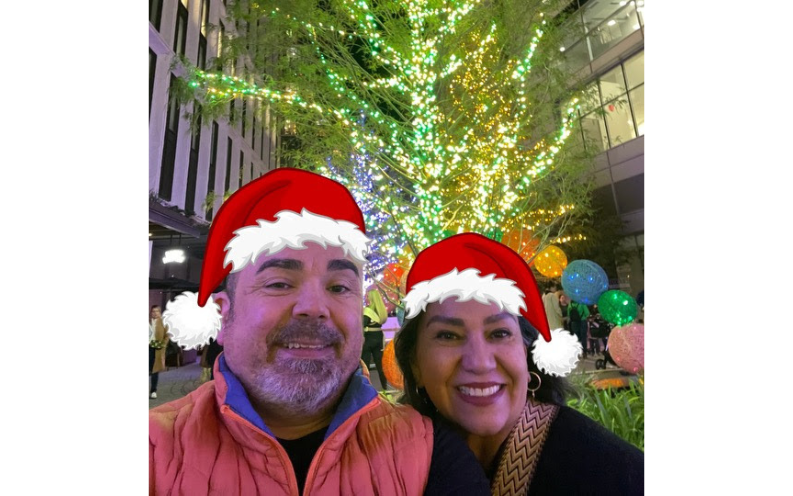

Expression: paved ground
xmin=149 ymin=352 xmax=631 ymax=409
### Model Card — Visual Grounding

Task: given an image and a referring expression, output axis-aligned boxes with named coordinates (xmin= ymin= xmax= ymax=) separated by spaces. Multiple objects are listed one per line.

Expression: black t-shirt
xmin=277 ymin=419 xmax=490 ymax=495
xmin=527 ymin=406 xmax=644 ymax=495
xmin=277 ymin=426 xmax=328 ymax=494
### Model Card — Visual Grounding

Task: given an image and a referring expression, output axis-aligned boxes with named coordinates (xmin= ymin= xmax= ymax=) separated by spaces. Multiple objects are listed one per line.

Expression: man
xmin=148 ymin=305 xmax=169 ymax=399
xmin=362 ymin=287 xmax=389 ymax=390
xmin=542 ymin=282 xmax=564 ymax=331
xmin=150 ymin=169 xmax=488 ymax=495
xmin=567 ymin=299 xmax=591 ymax=357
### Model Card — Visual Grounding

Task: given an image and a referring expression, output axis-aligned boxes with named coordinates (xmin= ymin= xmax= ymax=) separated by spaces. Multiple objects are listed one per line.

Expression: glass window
xmin=636 ymin=0 xmax=645 ymax=26
xmin=149 ymin=49 xmax=157 ymax=116
xmin=580 ymin=112 xmax=608 ymax=153
xmin=225 ymin=137 xmax=232 ymax=191
xmin=603 ymin=98 xmax=636 ymax=146
xmin=629 ymin=85 xmax=644 ymax=136
xmin=562 ymin=39 xmax=591 ymax=72
xmin=174 ymin=3 xmax=188 ymax=56
xmin=588 ymin=6 xmax=641 ymax=60
xmin=201 ymin=0 xmax=210 ymax=37
xmin=592 ymin=184 xmax=618 ymax=217
xmin=599 ymin=65 xmax=627 ymax=103
xmin=149 ymin=0 xmax=163 ymax=31
xmin=239 ymin=151 xmax=244 ymax=188
xmin=624 ymin=51 xmax=644 ymax=88
xmin=206 ymin=122 xmax=219 ymax=221
xmin=614 ymin=174 xmax=644 ymax=214
xmin=578 ymin=81 xmax=601 ymax=115
xmin=582 ymin=0 xmax=618 ymax=32
xmin=198 ymin=37 xmax=207 ymax=69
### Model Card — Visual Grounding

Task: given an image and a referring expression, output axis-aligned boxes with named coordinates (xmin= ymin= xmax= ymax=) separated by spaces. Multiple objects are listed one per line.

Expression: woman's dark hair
xmin=394 ymin=310 xmax=573 ymax=419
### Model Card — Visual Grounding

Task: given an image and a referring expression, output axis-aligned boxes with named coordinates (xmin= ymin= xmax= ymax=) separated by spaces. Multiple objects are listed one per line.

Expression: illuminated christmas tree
xmin=179 ymin=0 xmax=595 ymax=265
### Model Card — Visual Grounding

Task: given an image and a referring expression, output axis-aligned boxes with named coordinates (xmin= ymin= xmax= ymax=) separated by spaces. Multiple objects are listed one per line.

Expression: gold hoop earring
xmin=527 ymin=371 xmax=541 ymax=399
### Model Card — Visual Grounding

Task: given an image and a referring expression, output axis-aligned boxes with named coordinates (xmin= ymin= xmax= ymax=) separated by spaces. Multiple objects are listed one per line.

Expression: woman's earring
xmin=527 ymin=371 xmax=542 ymax=399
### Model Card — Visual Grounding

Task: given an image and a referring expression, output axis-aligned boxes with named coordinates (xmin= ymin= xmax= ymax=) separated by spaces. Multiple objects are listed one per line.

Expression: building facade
xmin=149 ymin=0 xmax=281 ymax=309
xmin=563 ymin=0 xmax=645 ymax=296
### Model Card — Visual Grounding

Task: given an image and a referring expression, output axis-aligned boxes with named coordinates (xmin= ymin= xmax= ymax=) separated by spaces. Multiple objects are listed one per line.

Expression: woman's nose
xmin=460 ymin=335 xmax=496 ymax=374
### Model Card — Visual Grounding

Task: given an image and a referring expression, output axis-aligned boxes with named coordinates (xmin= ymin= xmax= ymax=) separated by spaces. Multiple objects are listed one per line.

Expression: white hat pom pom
xmin=532 ymin=328 xmax=582 ymax=377
xmin=162 ymin=292 xmax=222 ymax=350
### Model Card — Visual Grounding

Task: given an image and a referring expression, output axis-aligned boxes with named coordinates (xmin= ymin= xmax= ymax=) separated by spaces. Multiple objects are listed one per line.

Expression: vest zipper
xmin=302 ymin=397 xmax=381 ymax=495
xmin=220 ymin=404 xmax=301 ymax=495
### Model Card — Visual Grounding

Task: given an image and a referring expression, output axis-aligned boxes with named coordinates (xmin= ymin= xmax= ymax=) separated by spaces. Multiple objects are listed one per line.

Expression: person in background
xmin=362 ymin=287 xmax=389 ymax=391
xmin=558 ymin=291 xmax=571 ymax=332
xmin=588 ymin=305 xmax=611 ymax=358
xmin=149 ymin=305 xmax=169 ymax=399
xmin=567 ymin=299 xmax=590 ymax=359
xmin=204 ymin=337 xmax=223 ymax=380
xmin=542 ymin=282 xmax=564 ymax=331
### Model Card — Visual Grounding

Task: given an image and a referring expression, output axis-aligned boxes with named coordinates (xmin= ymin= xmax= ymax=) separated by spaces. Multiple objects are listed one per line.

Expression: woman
xmin=395 ymin=233 xmax=643 ymax=495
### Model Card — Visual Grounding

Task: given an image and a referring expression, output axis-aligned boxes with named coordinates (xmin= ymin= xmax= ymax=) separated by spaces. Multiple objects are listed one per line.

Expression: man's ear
xmin=213 ymin=291 xmax=231 ymax=345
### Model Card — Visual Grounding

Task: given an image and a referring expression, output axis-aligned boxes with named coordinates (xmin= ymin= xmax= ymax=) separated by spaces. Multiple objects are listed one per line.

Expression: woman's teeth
xmin=458 ymin=385 xmax=500 ymax=397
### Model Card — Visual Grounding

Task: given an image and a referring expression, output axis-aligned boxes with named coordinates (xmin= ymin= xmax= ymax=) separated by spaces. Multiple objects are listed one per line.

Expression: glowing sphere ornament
xmin=533 ymin=246 xmax=568 ymax=278
xmin=381 ymin=340 xmax=404 ymax=390
xmin=608 ymin=323 xmax=644 ymax=374
xmin=502 ymin=228 xmax=540 ymax=261
xmin=561 ymin=260 xmax=609 ymax=305
xmin=383 ymin=263 xmax=406 ymax=287
xmin=597 ymin=290 xmax=638 ymax=326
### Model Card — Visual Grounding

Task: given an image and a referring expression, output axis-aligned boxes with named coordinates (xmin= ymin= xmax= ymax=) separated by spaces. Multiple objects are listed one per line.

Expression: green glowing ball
xmin=597 ymin=290 xmax=638 ymax=326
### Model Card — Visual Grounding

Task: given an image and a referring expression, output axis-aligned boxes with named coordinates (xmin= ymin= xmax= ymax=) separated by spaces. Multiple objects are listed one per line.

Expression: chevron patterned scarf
xmin=490 ymin=398 xmax=559 ymax=495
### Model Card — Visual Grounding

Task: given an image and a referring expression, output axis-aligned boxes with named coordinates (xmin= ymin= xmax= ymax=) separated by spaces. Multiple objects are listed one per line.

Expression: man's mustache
xmin=268 ymin=319 xmax=343 ymax=347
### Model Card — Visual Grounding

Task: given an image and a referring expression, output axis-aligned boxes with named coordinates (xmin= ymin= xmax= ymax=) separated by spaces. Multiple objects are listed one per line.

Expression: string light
xmin=185 ymin=0 xmax=588 ymax=258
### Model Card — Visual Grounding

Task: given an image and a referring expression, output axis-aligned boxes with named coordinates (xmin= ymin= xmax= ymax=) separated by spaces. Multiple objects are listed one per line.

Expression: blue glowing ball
xmin=561 ymin=260 xmax=609 ymax=305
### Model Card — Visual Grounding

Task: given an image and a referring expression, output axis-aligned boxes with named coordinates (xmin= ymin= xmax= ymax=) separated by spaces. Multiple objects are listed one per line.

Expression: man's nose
xmin=291 ymin=281 xmax=331 ymax=319
xmin=461 ymin=334 xmax=496 ymax=374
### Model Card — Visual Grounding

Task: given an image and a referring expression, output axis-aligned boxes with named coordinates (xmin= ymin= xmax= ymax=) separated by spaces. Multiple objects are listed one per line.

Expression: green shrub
xmin=567 ymin=376 xmax=644 ymax=451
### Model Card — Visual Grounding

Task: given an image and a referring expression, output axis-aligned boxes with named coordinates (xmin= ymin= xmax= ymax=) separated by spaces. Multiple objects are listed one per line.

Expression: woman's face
xmin=413 ymin=299 xmax=529 ymax=439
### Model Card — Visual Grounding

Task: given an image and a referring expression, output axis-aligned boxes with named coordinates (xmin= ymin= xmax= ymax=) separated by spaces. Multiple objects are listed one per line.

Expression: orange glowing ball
xmin=382 ymin=340 xmax=404 ymax=390
xmin=501 ymin=228 xmax=540 ymax=261
xmin=383 ymin=263 xmax=406 ymax=286
xmin=533 ymin=245 xmax=568 ymax=278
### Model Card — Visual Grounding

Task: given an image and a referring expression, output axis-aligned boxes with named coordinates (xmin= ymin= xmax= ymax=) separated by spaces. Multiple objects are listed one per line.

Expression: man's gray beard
xmin=247 ymin=358 xmax=346 ymax=416
xmin=242 ymin=318 xmax=352 ymax=416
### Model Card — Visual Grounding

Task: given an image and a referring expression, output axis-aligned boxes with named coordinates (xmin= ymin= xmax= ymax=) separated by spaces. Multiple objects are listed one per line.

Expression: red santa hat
xmin=162 ymin=168 xmax=371 ymax=349
xmin=403 ymin=233 xmax=580 ymax=376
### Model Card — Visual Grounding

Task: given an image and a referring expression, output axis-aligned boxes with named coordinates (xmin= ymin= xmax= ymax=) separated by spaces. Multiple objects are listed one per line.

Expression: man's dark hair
xmin=545 ymin=282 xmax=558 ymax=293
xmin=151 ymin=305 xmax=161 ymax=311
xmin=394 ymin=310 xmax=573 ymax=419
xmin=220 ymin=273 xmax=238 ymax=321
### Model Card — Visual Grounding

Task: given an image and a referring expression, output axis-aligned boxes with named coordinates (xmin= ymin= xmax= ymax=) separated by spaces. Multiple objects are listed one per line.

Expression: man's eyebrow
xmin=425 ymin=315 xmax=465 ymax=327
xmin=255 ymin=258 xmax=303 ymax=274
xmin=328 ymin=259 xmax=359 ymax=277
xmin=483 ymin=312 xmax=516 ymax=325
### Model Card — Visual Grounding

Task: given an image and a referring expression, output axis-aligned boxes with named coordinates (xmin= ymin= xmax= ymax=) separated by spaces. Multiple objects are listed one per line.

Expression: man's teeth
xmin=458 ymin=385 xmax=500 ymax=397
xmin=284 ymin=343 xmax=325 ymax=349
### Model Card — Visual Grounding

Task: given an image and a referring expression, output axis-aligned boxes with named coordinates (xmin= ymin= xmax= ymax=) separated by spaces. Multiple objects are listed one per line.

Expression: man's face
xmin=214 ymin=243 xmax=364 ymax=415
xmin=151 ymin=307 xmax=162 ymax=320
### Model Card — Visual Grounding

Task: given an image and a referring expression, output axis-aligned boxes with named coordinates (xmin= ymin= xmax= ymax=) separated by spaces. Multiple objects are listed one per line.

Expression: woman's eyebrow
xmin=483 ymin=312 xmax=515 ymax=325
xmin=425 ymin=315 xmax=465 ymax=327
